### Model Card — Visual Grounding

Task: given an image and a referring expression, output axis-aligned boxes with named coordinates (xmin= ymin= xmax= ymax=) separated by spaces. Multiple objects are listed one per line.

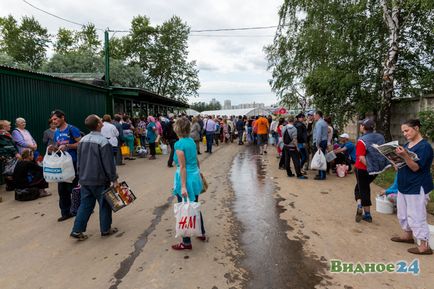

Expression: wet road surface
xmin=231 ymin=147 xmax=324 ymax=289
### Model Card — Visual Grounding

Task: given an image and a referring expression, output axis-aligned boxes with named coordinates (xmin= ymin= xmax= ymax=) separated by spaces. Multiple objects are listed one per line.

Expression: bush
xmin=419 ymin=110 xmax=434 ymax=141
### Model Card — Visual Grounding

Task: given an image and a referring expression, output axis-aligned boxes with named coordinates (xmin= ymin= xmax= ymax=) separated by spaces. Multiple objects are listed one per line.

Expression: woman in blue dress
xmin=171 ymin=117 xmax=205 ymax=250
xmin=146 ymin=116 xmax=158 ymax=160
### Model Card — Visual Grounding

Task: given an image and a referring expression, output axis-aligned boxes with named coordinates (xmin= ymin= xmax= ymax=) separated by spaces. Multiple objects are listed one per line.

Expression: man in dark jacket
xmin=295 ymin=113 xmax=308 ymax=173
xmin=164 ymin=116 xmax=179 ymax=167
xmin=235 ymin=115 xmax=244 ymax=145
xmin=70 ymin=115 xmax=118 ymax=241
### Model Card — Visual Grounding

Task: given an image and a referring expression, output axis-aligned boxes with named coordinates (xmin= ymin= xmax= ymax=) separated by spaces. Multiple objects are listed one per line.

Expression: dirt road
xmin=1 ymin=142 xmax=433 ymax=289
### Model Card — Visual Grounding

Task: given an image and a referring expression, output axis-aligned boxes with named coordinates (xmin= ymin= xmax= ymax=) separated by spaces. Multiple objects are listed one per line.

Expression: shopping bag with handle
xmin=121 ymin=144 xmax=130 ymax=156
xmin=174 ymin=198 xmax=202 ymax=238
xmin=43 ymin=149 xmax=75 ymax=183
xmin=310 ymin=149 xmax=327 ymax=171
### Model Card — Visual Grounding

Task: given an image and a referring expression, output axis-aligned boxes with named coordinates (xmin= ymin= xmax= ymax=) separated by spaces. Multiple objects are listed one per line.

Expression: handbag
xmin=103 ymin=181 xmax=136 ymax=212
xmin=2 ymin=158 xmax=18 ymax=176
xmin=120 ymin=144 xmax=130 ymax=156
xmin=200 ymin=173 xmax=208 ymax=194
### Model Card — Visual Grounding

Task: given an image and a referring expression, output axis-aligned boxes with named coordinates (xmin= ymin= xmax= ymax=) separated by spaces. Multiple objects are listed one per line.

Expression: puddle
xmin=230 ymin=148 xmax=324 ymax=289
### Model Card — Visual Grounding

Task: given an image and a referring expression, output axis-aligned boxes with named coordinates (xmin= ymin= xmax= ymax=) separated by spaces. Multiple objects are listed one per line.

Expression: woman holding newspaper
xmin=391 ymin=119 xmax=433 ymax=255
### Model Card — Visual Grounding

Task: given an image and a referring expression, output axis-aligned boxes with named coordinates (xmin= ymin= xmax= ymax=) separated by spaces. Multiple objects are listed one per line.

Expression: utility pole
xmin=104 ymin=30 xmax=110 ymax=86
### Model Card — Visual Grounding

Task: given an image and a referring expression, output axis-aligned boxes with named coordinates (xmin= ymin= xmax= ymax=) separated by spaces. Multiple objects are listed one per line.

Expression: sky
xmin=0 ymin=0 xmax=282 ymax=106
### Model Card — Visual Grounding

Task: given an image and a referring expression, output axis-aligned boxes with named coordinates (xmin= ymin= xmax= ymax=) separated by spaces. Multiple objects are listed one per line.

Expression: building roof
xmin=200 ymin=107 xmax=271 ymax=117
xmin=110 ymin=86 xmax=189 ymax=108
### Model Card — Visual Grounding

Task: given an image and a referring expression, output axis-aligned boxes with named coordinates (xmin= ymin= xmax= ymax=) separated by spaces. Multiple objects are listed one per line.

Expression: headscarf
xmin=147 ymin=116 xmax=155 ymax=123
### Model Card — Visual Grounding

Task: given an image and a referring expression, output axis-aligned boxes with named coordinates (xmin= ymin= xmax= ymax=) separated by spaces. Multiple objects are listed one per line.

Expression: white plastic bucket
xmin=429 ymin=225 xmax=434 ymax=249
xmin=375 ymin=195 xmax=394 ymax=214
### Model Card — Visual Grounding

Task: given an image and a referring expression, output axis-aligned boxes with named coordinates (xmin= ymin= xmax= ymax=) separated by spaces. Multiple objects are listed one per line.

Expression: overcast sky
xmin=0 ymin=0 xmax=282 ymax=106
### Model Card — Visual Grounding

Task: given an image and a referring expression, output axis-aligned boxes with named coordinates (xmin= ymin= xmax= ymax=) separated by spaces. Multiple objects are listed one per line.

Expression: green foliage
xmin=190 ymin=101 xmax=222 ymax=112
xmin=41 ymin=51 xmax=103 ymax=73
xmin=419 ymin=110 xmax=434 ymax=141
xmin=266 ymin=0 xmax=434 ymax=133
xmin=0 ymin=15 xmax=50 ymax=69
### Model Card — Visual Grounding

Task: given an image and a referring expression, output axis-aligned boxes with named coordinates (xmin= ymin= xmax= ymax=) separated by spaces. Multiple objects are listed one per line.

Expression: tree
xmin=54 ymin=28 xmax=76 ymax=54
xmin=190 ymin=101 xmax=222 ymax=112
xmin=0 ymin=15 xmax=50 ymax=69
xmin=266 ymin=0 xmax=434 ymax=136
xmin=77 ymin=23 xmax=101 ymax=54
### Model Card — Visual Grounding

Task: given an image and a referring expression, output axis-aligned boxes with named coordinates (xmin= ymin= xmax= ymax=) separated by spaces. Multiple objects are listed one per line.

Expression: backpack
xmin=15 ymin=187 xmax=40 ymax=201
xmin=283 ymin=128 xmax=293 ymax=145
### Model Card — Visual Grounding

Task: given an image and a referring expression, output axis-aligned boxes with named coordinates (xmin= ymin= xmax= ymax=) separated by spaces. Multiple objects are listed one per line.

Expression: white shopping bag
xmin=174 ymin=199 xmax=202 ymax=238
xmin=325 ymin=151 xmax=337 ymax=162
xmin=43 ymin=149 xmax=75 ymax=183
xmin=310 ymin=149 xmax=327 ymax=171
xmin=160 ymin=143 xmax=168 ymax=155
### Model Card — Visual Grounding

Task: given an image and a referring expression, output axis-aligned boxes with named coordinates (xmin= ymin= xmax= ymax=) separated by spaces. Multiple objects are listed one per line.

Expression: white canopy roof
xmin=200 ymin=108 xmax=271 ymax=117
xmin=185 ymin=108 xmax=200 ymax=116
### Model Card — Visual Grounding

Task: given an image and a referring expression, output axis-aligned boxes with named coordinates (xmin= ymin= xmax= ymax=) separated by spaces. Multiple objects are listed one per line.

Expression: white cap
xmin=339 ymin=133 xmax=349 ymax=139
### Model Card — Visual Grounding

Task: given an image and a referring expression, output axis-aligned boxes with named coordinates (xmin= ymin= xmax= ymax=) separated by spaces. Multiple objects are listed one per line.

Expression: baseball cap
xmin=359 ymin=118 xmax=375 ymax=130
xmin=339 ymin=133 xmax=349 ymax=139
xmin=307 ymin=110 xmax=314 ymax=116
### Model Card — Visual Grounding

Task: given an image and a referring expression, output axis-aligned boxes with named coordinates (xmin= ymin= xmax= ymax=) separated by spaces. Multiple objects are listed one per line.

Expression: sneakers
xmin=172 ymin=243 xmax=192 ymax=250
xmin=362 ymin=213 xmax=372 ymax=223
xmin=70 ymin=232 xmax=88 ymax=241
xmin=101 ymin=227 xmax=119 ymax=236
xmin=355 ymin=206 xmax=363 ymax=223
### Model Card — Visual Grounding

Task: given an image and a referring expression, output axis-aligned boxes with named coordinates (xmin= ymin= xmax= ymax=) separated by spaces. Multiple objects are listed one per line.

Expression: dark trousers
xmin=214 ymin=133 xmax=219 ymax=146
xmin=205 ymin=132 xmax=213 ymax=152
xmin=284 ymin=146 xmax=302 ymax=177
xmin=72 ymin=185 xmax=112 ymax=233
xmin=115 ymin=145 xmax=123 ymax=165
xmin=168 ymin=140 xmax=176 ymax=166
xmin=149 ymin=142 xmax=156 ymax=156
xmin=317 ymin=140 xmax=328 ymax=179
xmin=279 ymin=148 xmax=286 ymax=168
xmin=238 ymin=130 xmax=244 ymax=144
xmin=176 ymin=194 xmax=205 ymax=245
xmin=298 ymin=144 xmax=307 ymax=169
xmin=354 ymin=168 xmax=376 ymax=207
xmin=58 ymin=175 xmax=79 ymax=217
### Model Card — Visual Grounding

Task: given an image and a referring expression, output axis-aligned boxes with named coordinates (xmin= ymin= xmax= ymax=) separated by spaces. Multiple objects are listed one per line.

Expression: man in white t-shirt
xmin=101 ymin=115 xmax=119 ymax=157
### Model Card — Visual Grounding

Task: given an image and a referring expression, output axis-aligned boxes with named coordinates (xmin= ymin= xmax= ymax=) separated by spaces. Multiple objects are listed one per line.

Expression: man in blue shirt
xmin=235 ymin=115 xmax=245 ymax=145
xmin=313 ymin=111 xmax=328 ymax=180
xmin=48 ymin=110 xmax=82 ymax=222
xmin=334 ymin=133 xmax=356 ymax=171
xmin=203 ymin=116 xmax=216 ymax=153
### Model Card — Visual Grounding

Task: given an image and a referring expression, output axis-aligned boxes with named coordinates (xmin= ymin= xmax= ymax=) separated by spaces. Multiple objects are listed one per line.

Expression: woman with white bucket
xmin=391 ymin=119 xmax=433 ymax=255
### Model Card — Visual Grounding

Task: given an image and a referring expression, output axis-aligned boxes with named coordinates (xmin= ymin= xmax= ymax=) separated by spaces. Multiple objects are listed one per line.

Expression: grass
xmin=374 ymin=168 xmax=434 ymax=215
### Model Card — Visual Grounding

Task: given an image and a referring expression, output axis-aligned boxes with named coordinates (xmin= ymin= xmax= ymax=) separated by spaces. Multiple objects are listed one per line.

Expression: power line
xmin=190 ymin=26 xmax=277 ymax=32
xmin=189 ymin=34 xmax=274 ymax=38
xmin=22 ymin=0 xmax=278 ymax=34
xmin=22 ymin=0 xmax=105 ymax=31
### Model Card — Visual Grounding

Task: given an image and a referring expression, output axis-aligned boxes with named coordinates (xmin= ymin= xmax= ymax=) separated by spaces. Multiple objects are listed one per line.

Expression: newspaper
xmin=372 ymin=141 xmax=419 ymax=168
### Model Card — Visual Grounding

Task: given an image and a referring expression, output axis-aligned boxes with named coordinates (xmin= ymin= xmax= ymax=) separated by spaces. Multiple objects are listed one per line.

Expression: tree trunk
xmin=380 ymin=0 xmax=400 ymax=141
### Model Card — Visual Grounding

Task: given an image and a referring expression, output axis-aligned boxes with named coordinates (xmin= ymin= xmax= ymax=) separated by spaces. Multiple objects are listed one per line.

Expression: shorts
xmin=258 ymin=134 xmax=268 ymax=145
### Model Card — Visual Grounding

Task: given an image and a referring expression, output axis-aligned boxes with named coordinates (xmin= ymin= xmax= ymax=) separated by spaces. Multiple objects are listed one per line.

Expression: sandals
xmin=101 ymin=227 xmax=119 ymax=237
xmin=70 ymin=232 xmax=88 ymax=241
xmin=390 ymin=236 xmax=414 ymax=244
xmin=408 ymin=247 xmax=433 ymax=255
xmin=171 ymin=243 xmax=192 ymax=250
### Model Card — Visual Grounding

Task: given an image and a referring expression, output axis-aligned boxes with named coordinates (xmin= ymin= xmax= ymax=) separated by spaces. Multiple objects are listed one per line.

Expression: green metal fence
xmin=0 ymin=66 xmax=108 ymax=153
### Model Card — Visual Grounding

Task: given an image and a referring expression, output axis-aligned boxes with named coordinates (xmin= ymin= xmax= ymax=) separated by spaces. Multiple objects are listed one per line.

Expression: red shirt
xmin=354 ymin=140 xmax=367 ymax=170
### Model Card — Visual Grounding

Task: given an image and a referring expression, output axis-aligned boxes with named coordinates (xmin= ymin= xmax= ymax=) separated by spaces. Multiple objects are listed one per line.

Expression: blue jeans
xmin=318 ymin=140 xmax=328 ymax=179
xmin=72 ymin=185 xmax=112 ymax=233
xmin=298 ymin=143 xmax=307 ymax=169
xmin=205 ymin=132 xmax=214 ymax=152
xmin=176 ymin=194 xmax=205 ymax=245
xmin=272 ymin=131 xmax=279 ymax=145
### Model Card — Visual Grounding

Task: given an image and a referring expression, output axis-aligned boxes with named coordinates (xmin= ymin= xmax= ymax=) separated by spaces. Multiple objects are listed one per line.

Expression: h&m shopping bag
xmin=174 ymin=199 xmax=202 ymax=238
xmin=310 ymin=149 xmax=327 ymax=171
xmin=43 ymin=149 xmax=75 ymax=183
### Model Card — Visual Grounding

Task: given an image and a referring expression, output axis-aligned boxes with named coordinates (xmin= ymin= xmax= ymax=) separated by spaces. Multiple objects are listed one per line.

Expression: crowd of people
xmin=0 ymin=109 xmax=432 ymax=255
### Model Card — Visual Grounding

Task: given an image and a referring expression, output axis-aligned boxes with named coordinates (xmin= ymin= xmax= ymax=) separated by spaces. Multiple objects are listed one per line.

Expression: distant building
xmin=223 ymin=100 xmax=232 ymax=109
xmin=232 ymin=102 xmax=265 ymax=109
xmin=210 ymin=98 xmax=219 ymax=105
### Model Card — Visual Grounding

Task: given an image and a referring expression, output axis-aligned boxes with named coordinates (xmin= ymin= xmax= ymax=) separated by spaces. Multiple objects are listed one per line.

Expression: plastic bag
xmin=310 ymin=149 xmax=327 ymax=171
xmin=269 ymin=134 xmax=275 ymax=145
xmin=174 ymin=199 xmax=202 ymax=238
xmin=2 ymin=158 xmax=18 ymax=176
xmin=336 ymin=164 xmax=349 ymax=178
xmin=43 ymin=149 xmax=75 ymax=183
xmin=135 ymin=146 xmax=147 ymax=157
xmin=121 ymin=145 xmax=130 ymax=156
xmin=160 ymin=143 xmax=168 ymax=155
xmin=326 ymin=151 xmax=337 ymax=162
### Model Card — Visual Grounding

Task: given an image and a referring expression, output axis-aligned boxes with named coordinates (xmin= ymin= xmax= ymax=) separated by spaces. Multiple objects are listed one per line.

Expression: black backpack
xmin=283 ymin=128 xmax=293 ymax=145
xmin=15 ymin=187 xmax=40 ymax=201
